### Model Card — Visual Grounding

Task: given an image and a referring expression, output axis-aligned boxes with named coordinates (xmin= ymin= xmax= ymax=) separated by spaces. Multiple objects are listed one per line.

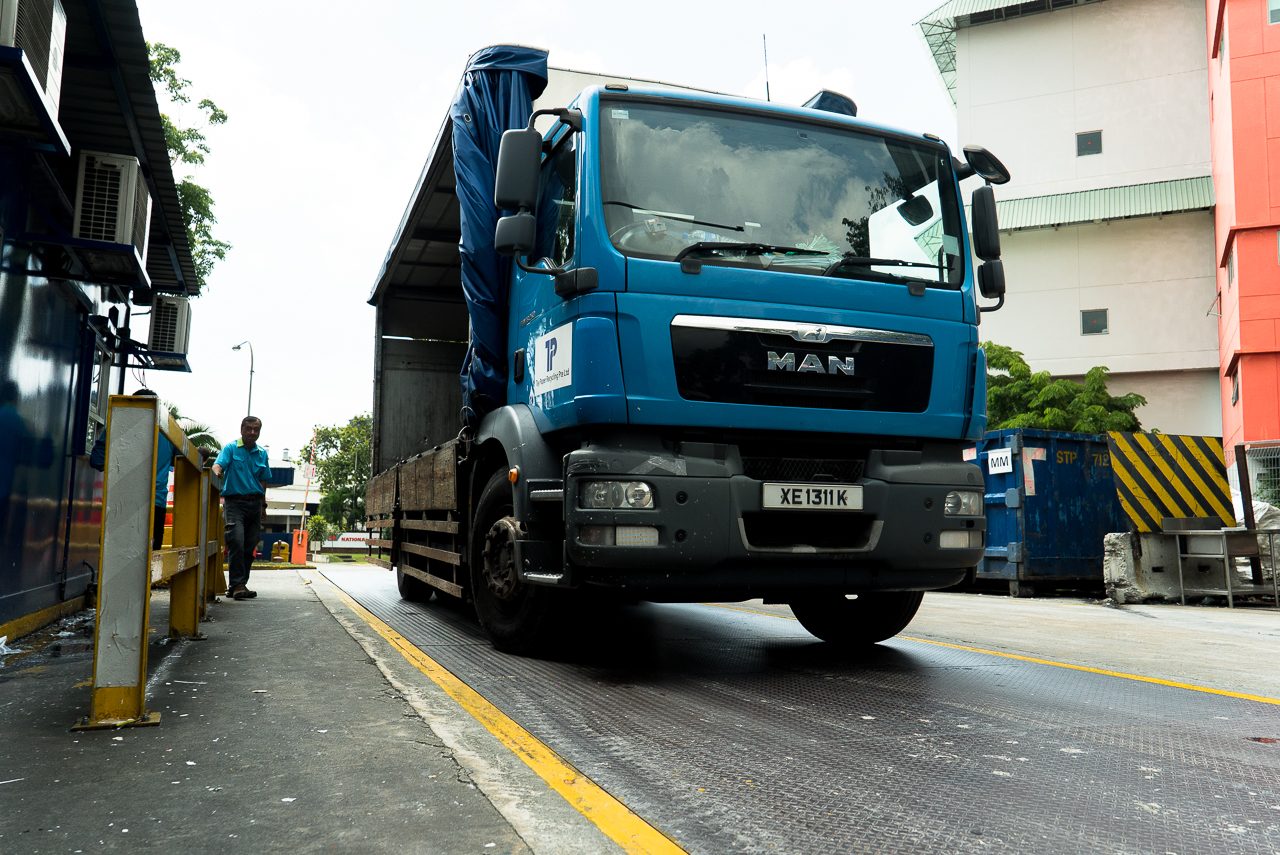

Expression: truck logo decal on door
xmin=533 ymin=323 xmax=573 ymax=394
xmin=766 ymin=351 xmax=855 ymax=376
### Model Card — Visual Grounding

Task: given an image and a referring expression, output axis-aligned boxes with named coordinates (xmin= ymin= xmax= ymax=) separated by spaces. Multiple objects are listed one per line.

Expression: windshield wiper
xmin=604 ymin=201 xmax=745 ymax=233
xmin=674 ymin=242 xmax=827 ymax=264
xmin=824 ymin=256 xmax=941 ymax=296
xmin=823 ymin=256 xmax=941 ymax=276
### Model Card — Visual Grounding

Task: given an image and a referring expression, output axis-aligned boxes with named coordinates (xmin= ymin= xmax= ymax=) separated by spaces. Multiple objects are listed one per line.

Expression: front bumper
xmin=556 ymin=439 xmax=985 ymax=595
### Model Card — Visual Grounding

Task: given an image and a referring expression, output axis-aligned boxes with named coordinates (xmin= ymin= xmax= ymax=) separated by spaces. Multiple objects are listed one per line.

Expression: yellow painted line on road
xmin=320 ymin=579 xmax=687 ymax=855
xmin=703 ymin=603 xmax=1280 ymax=707
xmin=899 ymin=636 xmax=1280 ymax=706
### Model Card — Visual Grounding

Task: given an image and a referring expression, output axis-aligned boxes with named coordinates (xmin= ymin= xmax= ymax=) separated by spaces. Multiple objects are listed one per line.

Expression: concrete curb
xmin=300 ymin=568 xmax=624 ymax=855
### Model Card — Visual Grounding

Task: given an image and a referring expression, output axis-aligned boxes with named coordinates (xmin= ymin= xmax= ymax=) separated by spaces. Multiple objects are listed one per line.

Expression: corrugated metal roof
xmin=990 ymin=176 xmax=1214 ymax=231
xmin=916 ymin=0 xmax=1109 ymax=105
xmin=919 ymin=0 xmax=1040 ymax=25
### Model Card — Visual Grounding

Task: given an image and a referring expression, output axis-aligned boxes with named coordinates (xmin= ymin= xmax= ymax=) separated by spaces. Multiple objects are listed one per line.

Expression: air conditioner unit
xmin=0 ymin=0 xmax=67 ymax=111
xmin=72 ymin=150 xmax=153 ymax=266
xmin=149 ymin=293 xmax=192 ymax=355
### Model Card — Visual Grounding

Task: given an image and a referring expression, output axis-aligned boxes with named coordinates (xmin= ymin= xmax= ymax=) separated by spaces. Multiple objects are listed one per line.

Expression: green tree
xmin=303 ymin=414 xmax=372 ymax=529
xmin=147 ymin=43 xmax=230 ymax=292
xmin=306 ymin=515 xmax=333 ymax=550
xmin=984 ymin=342 xmax=1147 ymax=433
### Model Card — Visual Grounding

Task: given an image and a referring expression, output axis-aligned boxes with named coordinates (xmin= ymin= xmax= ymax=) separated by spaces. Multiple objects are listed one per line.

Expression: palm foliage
xmin=165 ymin=403 xmax=221 ymax=450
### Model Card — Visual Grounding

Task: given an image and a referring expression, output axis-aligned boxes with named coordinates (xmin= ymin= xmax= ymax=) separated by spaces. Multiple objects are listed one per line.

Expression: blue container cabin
xmin=970 ymin=428 xmax=1126 ymax=597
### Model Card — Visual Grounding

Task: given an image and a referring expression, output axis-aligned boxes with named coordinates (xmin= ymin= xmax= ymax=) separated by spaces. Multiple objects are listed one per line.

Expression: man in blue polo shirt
xmin=213 ymin=415 xmax=271 ymax=600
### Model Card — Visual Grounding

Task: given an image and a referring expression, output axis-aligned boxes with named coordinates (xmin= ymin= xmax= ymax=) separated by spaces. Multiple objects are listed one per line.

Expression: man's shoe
xmin=243 ymin=588 xmax=258 ymax=599
xmin=228 ymin=584 xmax=251 ymax=600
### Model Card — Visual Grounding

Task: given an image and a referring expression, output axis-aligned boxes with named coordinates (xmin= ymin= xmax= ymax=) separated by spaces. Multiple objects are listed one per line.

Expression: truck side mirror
xmin=978 ymin=259 xmax=1005 ymax=299
xmin=962 ymin=145 xmax=1011 ymax=185
xmin=970 ymin=185 xmax=1001 ymax=262
xmin=977 ymin=259 xmax=1005 ymax=315
xmin=494 ymin=212 xmax=536 ymax=257
xmin=494 ymin=127 xmax=542 ymax=211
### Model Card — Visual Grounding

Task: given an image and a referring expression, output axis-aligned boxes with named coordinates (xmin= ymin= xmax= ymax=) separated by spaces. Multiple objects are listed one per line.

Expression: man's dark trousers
xmin=224 ymin=495 xmax=262 ymax=589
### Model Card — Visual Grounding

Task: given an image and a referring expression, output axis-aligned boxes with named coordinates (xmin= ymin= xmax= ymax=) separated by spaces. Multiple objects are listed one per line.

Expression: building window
xmin=1232 ymin=368 xmax=1240 ymax=405
xmin=1081 ymin=309 xmax=1109 ymax=335
xmin=1219 ymin=25 xmax=1226 ymax=69
xmin=1271 ymin=0 xmax=1280 ymax=25
xmin=1077 ymin=131 xmax=1102 ymax=156
xmin=1228 ymin=245 xmax=1236 ymax=288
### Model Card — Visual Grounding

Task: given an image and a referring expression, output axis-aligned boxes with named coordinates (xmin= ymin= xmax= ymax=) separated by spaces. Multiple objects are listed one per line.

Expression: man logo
xmin=766 ymin=351 xmax=855 ymax=376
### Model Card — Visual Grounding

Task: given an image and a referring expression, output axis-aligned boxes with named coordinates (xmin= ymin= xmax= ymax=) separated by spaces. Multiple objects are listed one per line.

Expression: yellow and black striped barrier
xmin=1105 ymin=432 xmax=1234 ymax=533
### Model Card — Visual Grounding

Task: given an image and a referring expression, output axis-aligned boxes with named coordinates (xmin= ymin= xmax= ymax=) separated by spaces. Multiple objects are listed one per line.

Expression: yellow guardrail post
xmin=165 ymin=406 xmax=204 ymax=639
xmin=75 ymin=395 xmax=225 ymax=730
xmin=205 ymin=474 xmax=227 ymax=600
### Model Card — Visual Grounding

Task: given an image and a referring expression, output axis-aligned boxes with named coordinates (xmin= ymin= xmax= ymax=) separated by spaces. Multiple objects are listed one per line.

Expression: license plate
xmin=762 ymin=483 xmax=863 ymax=510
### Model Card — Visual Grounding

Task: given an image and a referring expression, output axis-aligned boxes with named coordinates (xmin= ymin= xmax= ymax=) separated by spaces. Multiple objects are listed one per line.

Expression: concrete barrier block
xmin=1104 ymin=532 xmax=1184 ymax=603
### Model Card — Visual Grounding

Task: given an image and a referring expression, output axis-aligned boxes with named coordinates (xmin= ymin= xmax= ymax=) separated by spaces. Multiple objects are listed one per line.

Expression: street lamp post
xmin=232 ymin=340 xmax=254 ymax=416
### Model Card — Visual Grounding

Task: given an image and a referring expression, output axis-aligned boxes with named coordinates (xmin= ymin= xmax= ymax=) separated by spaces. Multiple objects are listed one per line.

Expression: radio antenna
xmin=762 ymin=34 xmax=771 ymax=102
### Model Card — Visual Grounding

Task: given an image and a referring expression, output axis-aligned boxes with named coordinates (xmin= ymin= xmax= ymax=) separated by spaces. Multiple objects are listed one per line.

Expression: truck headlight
xmin=579 ymin=481 xmax=654 ymax=509
xmin=943 ymin=490 xmax=983 ymax=516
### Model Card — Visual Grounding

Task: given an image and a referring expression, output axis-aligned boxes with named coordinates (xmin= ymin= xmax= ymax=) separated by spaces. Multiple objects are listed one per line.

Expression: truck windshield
xmin=599 ymin=100 xmax=965 ymax=288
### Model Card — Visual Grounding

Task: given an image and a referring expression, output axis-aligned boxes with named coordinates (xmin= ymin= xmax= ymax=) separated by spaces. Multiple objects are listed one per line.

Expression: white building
xmin=920 ymin=0 xmax=1221 ymax=434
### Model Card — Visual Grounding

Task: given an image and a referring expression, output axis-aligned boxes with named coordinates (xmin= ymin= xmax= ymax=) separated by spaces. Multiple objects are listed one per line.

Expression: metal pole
xmin=246 ymin=343 xmax=254 ymax=416
xmin=1235 ymin=443 xmax=1265 ymax=585
xmin=233 ymin=341 xmax=255 ymax=417
xmin=116 ymin=302 xmax=131 ymax=395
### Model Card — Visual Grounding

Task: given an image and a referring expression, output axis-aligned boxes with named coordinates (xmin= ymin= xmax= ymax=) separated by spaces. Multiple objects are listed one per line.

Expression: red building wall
xmin=1209 ymin=0 xmax=1280 ymax=448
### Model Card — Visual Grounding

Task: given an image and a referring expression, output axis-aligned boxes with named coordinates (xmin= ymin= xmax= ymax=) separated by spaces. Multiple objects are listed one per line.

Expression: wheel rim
xmin=481 ymin=516 xmax=522 ymax=602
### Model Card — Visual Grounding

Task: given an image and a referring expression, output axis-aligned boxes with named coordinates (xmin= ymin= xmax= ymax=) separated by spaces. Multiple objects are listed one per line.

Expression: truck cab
xmin=368 ymin=51 xmax=1010 ymax=653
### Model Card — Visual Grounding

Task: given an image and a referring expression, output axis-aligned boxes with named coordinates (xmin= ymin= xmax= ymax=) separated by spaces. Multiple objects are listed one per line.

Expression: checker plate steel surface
xmin=326 ymin=569 xmax=1280 ymax=855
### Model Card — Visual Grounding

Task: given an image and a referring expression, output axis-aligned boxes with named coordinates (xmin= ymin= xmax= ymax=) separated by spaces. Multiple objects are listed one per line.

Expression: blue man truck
xmin=365 ymin=47 xmax=1010 ymax=653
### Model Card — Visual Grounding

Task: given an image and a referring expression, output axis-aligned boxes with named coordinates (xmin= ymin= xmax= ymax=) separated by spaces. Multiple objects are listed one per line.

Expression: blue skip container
xmin=967 ymin=429 xmax=1127 ymax=597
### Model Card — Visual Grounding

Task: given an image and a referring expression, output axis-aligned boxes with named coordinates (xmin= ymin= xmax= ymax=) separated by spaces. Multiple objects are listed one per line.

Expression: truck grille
xmin=741 ymin=512 xmax=875 ymax=549
xmin=742 ymin=457 xmax=864 ymax=483
xmin=671 ymin=326 xmax=932 ymax=412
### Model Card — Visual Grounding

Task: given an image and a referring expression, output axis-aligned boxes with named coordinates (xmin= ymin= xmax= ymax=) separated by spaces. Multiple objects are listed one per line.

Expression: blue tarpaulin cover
xmin=452 ymin=45 xmax=549 ymax=423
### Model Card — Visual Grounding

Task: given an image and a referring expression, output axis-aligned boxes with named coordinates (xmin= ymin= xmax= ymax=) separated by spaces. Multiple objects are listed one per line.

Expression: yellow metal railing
xmin=75 ymin=395 xmax=225 ymax=730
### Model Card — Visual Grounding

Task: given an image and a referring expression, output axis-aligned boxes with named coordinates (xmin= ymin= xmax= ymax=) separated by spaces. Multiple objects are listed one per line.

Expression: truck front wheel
xmin=470 ymin=470 xmax=559 ymax=654
xmin=789 ymin=591 xmax=924 ymax=646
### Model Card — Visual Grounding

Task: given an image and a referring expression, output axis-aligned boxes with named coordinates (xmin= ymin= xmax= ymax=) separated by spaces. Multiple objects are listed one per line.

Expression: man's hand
xmin=212 ymin=463 xmax=223 ymax=477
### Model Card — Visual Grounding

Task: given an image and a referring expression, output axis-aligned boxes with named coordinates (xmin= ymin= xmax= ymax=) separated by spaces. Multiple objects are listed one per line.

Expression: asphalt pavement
xmin=2 ymin=567 xmax=1279 ymax=855
xmin=0 ymin=570 xmax=542 ymax=855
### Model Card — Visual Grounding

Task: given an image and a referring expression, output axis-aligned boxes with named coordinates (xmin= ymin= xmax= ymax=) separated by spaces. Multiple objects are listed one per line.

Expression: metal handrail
xmin=74 ymin=395 xmax=226 ymax=730
xmin=1173 ymin=528 xmax=1280 ymax=609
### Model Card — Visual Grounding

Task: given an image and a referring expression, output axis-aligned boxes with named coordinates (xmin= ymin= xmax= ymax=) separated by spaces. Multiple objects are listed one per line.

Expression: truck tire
xmin=396 ymin=566 xmax=433 ymax=603
xmin=470 ymin=470 xmax=559 ymax=654
xmin=789 ymin=591 xmax=924 ymax=646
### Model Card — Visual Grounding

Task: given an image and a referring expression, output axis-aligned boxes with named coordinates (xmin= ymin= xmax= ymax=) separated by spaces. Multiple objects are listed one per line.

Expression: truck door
xmin=509 ymin=129 xmax=627 ymax=431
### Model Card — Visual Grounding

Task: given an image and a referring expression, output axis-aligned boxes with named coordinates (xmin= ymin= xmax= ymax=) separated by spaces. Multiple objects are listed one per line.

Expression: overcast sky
xmin=132 ymin=0 xmax=955 ymax=462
